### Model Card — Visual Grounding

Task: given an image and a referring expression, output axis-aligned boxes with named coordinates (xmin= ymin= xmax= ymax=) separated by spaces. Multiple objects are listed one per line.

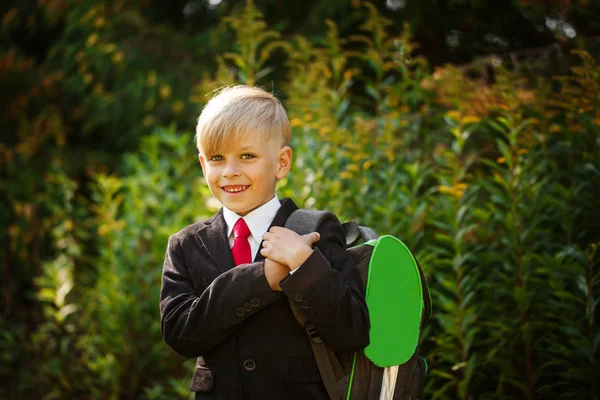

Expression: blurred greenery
xmin=1 ymin=0 xmax=599 ymax=399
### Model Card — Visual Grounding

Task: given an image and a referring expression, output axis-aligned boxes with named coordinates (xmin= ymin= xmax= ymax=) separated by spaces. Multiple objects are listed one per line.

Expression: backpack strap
xmin=288 ymin=307 xmax=347 ymax=399
xmin=342 ymin=221 xmax=378 ymax=247
xmin=415 ymin=259 xmax=432 ymax=323
xmin=285 ymin=209 xmax=348 ymax=400
xmin=285 ymin=209 xmax=340 ymax=236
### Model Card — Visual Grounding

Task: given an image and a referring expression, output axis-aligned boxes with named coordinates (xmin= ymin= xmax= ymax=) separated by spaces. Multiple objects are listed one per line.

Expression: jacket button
xmin=243 ymin=359 xmax=256 ymax=372
xmin=294 ymin=293 xmax=303 ymax=302
xmin=307 ymin=307 xmax=316 ymax=316
xmin=301 ymin=300 xmax=310 ymax=309
xmin=251 ymin=298 xmax=260 ymax=307
xmin=235 ymin=308 xmax=245 ymax=317
xmin=243 ymin=302 xmax=253 ymax=312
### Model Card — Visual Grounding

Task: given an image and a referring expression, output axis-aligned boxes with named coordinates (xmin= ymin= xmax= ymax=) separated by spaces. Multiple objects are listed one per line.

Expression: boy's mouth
xmin=221 ymin=185 xmax=249 ymax=193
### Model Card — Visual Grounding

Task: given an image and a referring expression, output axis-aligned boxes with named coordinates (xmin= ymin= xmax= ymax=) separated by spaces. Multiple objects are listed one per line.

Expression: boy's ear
xmin=276 ymin=146 xmax=292 ymax=179
xmin=198 ymin=154 xmax=206 ymax=176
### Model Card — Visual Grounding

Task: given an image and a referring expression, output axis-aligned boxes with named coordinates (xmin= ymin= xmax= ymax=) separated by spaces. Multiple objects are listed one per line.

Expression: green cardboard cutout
xmin=363 ymin=235 xmax=423 ymax=367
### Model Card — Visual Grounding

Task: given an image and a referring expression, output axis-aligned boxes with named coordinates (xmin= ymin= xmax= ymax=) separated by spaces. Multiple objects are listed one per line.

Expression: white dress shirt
xmin=222 ymin=195 xmax=281 ymax=262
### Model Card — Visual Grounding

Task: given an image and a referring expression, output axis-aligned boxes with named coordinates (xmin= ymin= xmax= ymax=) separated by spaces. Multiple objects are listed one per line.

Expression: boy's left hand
xmin=261 ymin=227 xmax=320 ymax=271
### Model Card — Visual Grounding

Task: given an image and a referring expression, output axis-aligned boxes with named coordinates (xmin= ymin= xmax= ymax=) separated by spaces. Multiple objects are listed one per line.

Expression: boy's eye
xmin=209 ymin=155 xmax=223 ymax=161
xmin=241 ymin=153 xmax=255 ymax=160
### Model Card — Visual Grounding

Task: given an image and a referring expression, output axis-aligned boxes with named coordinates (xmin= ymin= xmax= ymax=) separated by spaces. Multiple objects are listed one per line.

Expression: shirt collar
xmin=222 ymin=195 xmax=281 ymax=240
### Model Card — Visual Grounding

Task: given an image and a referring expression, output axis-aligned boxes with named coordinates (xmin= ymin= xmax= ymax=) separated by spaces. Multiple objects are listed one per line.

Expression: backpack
xmin=284 ymin=209 xmax=432 ymax=400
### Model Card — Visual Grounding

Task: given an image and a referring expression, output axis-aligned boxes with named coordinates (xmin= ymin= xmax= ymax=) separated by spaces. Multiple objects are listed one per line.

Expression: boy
xmin=160 ymin=85 xmax=369 ymax=399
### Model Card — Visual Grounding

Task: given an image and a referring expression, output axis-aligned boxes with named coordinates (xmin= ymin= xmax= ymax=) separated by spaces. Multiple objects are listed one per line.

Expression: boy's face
xmin=199 ymin=136 xmax=292 ymax=216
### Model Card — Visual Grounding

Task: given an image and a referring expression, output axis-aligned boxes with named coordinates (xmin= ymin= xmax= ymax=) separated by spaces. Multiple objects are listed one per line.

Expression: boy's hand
xmin=264 ymin=258 xmax=289 ymax=291
xmin=261 ymin=227 xmax=320 ymax=271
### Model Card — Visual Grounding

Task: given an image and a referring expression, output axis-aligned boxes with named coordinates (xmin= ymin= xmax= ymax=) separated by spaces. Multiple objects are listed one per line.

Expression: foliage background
xmin=1 ymin=0 xmax=599 ymax=399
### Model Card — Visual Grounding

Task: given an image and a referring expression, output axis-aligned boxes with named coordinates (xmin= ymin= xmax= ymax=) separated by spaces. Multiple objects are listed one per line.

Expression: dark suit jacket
xmin=160 ymin=198 xmax=370 ymax=400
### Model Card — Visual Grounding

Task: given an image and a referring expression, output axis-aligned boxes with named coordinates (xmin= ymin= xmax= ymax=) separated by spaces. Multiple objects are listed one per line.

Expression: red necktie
xmin=232 ymin=218 xmax=252 ymax=266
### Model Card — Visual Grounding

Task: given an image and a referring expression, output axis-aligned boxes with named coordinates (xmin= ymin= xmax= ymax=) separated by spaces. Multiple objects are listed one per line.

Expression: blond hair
xmin=195 ymin=85 xmax=291 ymax=155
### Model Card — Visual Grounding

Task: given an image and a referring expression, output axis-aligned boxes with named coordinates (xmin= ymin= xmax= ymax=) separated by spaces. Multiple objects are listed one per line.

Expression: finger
xmin=302 ymin=232 xmax=320 ymax=245
xmin=269 ymin=226 xmax=297 ymax=236
xmin=260 ymin=247 xmax=273 ymax=258
xmin=262 ymin=231 xmax=274 ymax=241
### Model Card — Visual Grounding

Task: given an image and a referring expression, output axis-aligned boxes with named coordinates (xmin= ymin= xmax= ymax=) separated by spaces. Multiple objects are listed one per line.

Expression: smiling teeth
xmin=223 ymin=186 xmax=247 ymax=193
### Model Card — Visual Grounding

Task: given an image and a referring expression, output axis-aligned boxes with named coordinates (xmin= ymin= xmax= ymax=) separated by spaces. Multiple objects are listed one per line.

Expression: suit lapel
xmin=197 ymin=198 xmax=299 ymax=269
xmin=254 ymin=198 xmax=298 ymax=262
xmin=197 ymin=209 xmax=236 ymax=273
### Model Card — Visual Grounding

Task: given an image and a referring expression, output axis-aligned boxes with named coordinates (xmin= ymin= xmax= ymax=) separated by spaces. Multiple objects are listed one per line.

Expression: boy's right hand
xmin=264 ymin=258 xmax=289 ymax=291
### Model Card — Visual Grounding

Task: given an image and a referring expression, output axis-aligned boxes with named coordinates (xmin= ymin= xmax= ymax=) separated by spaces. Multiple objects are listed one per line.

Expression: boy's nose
xmin=222 ymin=160 xmax=241 ymax=177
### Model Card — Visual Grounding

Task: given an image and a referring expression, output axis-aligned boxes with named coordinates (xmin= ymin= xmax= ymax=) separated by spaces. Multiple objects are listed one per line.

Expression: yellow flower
xmin=290 ymin=117 xmax=302 ymax=127
xmin=455 ymin=183 xmax=468 ymax=191
xmin=304 ymin=113 xmax=313 ymax=122
xmin=346 ymin=164 xmax=359 ymax=172
xmin=319 ymin=126 xmax=330 ymax=135
xmin=446 ymin=110 xmax=461 ymax=121
xmin=103 ymin=43 xmax=117 ymax=53
xmin=438 ymin=185 xmax=455 ymax=194
xmin=497 ymin=156 xmax=506 ymax=164
xmin=98 ymin=224 xmax=108 ymax=236
xmin=461 ymin=115 xmax=481 ymax=125
xmin=86 ymin=33 xmax=98 ymax=46
xmin=13 ymin=202 xmax=23 ymax=215
xmin=112 ymin=51 xmax=124 ymax=64
xmin=172 ymin=100 xmax=184 ymax=113
xmin=363 ymin=160 xmax=373 ymax=170
xmin=7 ymin=225 xmax=19 ymax=238
xmin=83 ymin=73 xmax=93 ymax=84
xmin=549 ymin=125 xmax=561 ymax=133
xmin=143 ymin=115 xmax=155 ymax=126
xmin=147 ymin=70 xmax=157 ymax=87
xmin=385 ymin=148 xmax=394 ymax=162
xmin=340 ymin=171 xmax=353 ymax=179
xmin=93 ymin=83 xmax=104 ymax=95
xmin=343 ymin=69 xmax=354 ymax=80
xmin=94 ymin=17 xmax=106 ymax=28
xmin=159 ymin=84 xmax=171 ymax=100
xmin=82 ymin=8 xmax=96 ymax=23
xmin=438 ymin=185 xmax=464 ymax=198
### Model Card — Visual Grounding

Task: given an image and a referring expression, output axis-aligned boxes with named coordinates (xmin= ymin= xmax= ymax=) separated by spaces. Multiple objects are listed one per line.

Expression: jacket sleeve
xmin=159 ymin=234 xmax=281 ymax=358
xmin=279 ymin=219 xmax=370 ymax=352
